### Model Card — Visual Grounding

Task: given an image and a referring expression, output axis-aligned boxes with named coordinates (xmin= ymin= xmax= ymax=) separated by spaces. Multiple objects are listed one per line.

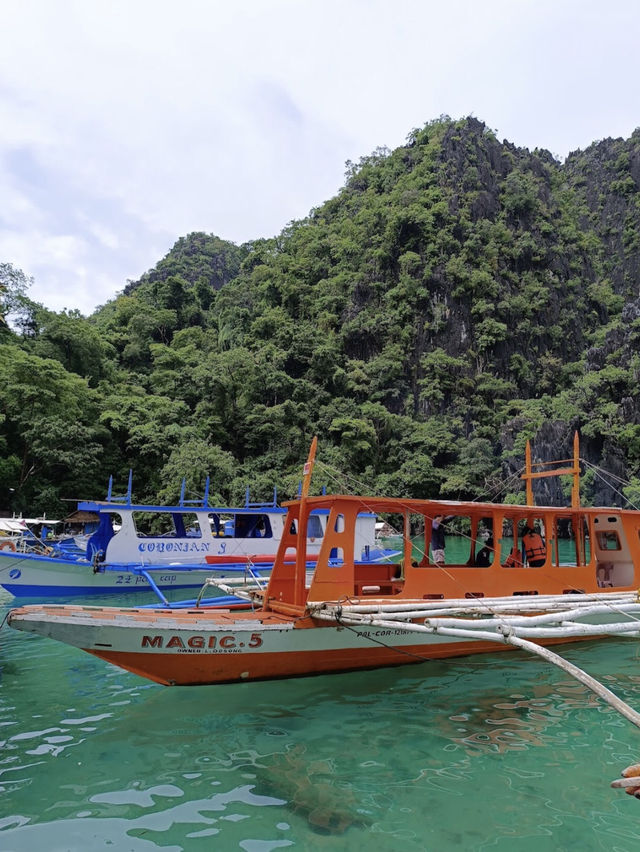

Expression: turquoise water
xmin=3 ymin=580 xmax=640 ymax=849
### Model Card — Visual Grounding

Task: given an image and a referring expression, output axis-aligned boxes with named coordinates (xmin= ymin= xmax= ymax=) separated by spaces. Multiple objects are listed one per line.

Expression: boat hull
xmin=8 ymin=603 xmax=630 ymax=686
xmin=0 ymin=551 xmax=269 ymax=597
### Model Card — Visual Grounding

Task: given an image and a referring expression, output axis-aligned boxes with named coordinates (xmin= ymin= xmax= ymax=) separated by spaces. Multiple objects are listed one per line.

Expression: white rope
xmin=472 ymin=466 xmax=526 ymax=504
xmin=581 ymin=459 xmax=639 ymax=510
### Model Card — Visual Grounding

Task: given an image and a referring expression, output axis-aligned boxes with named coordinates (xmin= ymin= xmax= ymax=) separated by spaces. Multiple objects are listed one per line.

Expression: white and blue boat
xmin=0 ymin=473 xmax=396 ymax=600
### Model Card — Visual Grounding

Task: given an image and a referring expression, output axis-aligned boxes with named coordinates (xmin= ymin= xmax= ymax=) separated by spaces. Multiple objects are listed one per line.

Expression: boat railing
xmin=98 ymin=472 xmax=279 ymax=511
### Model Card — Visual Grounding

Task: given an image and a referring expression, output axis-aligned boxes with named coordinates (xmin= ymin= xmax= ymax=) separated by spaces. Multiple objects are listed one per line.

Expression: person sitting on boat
xmin=503 ymin=547 xmax=523 ymax=567
xmin=430 ymin=514 xmax=448 ymax=566
xmin=475 ymin=537 xmax=494 ymax=567
xmin=522 ymin=525 xmax=546 ymax=567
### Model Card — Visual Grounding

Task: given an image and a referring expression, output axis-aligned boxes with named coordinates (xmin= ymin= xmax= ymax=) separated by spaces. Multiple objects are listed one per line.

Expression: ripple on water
xmin=4 ymin=593 xmax=640 ymax=850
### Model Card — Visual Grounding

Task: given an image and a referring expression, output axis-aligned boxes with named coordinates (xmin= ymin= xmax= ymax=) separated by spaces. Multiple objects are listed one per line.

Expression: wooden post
xmin=404 ymin=511 xmax=412 ymax=573
xmin=571 ymin=431 xmax=581 ymax=510
xmin=525 ymin=440 xmax=534 ymax=506
xmin=295 ymin=437 xmax=317 ymax=606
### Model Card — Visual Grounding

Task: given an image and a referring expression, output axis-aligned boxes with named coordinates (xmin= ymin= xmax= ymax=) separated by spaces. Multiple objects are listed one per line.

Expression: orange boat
xmin=8 ymin=435 xmax=640 ymax=695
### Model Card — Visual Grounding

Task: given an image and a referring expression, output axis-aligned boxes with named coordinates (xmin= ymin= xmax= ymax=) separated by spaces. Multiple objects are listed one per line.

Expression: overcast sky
xmin=1 ymin=0 xmax=638 ymax=315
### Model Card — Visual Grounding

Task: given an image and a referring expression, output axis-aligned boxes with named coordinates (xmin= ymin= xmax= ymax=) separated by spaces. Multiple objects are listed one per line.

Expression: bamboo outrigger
xmin=7 ymin=436 xmax=640 ymax=732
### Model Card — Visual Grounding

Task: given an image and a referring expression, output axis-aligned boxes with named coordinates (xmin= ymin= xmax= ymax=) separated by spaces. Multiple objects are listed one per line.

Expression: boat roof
xmin=0 ymin=517 xmax=61 ymax=531
xmin=78 ymin=498 xmax=376 ymax=518
xmin=77 ymin=500 xmax=290 ymax=515
xmin=0 ymin=519 xmax=28 ymax=532
xmin=282 ymin=494 xmax=635 ymax=517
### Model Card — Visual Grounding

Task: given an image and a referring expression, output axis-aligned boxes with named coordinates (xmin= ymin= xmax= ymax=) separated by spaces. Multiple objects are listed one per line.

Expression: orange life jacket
xmin=504 ymin=548 xmax=523 ymax=567
xmin=523 ymin=532 xmax=546 ymax=562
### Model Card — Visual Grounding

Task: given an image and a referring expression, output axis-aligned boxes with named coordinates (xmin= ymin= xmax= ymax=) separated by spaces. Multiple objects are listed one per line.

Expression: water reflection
xmin=4 ymin=582 xmax=640 ymax=851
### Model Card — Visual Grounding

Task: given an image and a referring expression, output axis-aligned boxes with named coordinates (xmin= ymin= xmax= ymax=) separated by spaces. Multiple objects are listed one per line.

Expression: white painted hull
xmin=0 ymin=551 xmax=271 ymax=597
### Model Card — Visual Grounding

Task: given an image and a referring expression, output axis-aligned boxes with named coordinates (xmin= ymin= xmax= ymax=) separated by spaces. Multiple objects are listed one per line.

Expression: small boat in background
xmin=0 ymin=515 xmax=63 ymax=554
xmin=0 ymin=471 xmax=395 ymax=600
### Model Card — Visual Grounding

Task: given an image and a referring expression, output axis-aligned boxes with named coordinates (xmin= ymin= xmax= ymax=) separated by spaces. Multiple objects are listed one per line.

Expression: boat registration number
xmin=115 ymin=574 xmax=177 ymax=585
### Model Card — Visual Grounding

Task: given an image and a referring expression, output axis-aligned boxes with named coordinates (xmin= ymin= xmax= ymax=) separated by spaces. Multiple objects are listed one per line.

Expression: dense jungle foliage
xmin=2 ymin=116 xmax=640 ymax=517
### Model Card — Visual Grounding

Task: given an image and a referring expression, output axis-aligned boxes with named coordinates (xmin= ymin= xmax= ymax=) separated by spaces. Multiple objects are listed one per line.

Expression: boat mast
xmin=295 ymin=436 xmax=317 ymax=606
xmin=522 ymin=431 xmax=583 ymax=563
xmin=301 ymin=436 xmax=317 ymax=500
xmin=522 ymin=431 xmax=581 ymax=509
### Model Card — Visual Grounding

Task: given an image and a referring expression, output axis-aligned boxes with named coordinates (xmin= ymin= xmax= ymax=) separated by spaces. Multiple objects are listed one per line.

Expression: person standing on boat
xmin=522 ymin=525 xmax=546 ymax=567
xmin=431 ymin=514 xmax=448 ymax=565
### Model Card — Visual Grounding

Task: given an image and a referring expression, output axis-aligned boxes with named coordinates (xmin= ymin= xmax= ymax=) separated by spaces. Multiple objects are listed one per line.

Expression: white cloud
xmin=0 ymin=0 xmax=639 ymax=314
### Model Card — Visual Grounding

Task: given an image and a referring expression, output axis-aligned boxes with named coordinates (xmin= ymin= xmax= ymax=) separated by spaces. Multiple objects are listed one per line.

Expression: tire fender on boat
xmin=0 ymin=540 xmax=16 ymax=552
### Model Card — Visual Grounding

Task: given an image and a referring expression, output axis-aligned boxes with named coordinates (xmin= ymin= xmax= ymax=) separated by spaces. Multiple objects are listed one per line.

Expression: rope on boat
xmin=581 ymin=459 xmax=640 ymax=511
xmin=309 ymin=593 xmax=640 ymax=730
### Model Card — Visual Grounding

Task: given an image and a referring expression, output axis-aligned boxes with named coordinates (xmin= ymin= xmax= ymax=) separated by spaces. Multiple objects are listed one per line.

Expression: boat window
xmin=499 ymin=516 xmax=523 ymax=567
xmin=209 ymin=513 xmax=230 ymax=537
xmin=515 ymin=518 xmax=548 ymax=567
xmin=208 ymin=513 xmax=273 ymax=539
xmin=132 ymin=512 xmax=201 ymax=538
xmin=306 ymin=514 xmax=324 ymax=539
xmin=582 ymin=518 xmax=591 ymax=563
xmin=550 ymin=516 xmax=590 ymax=567
xmin=425 ymin=514 xmax=471 ymax=567
xmin=597 ymin=531 xmax=621 ymax=551
xmin=474 ymin=517 xmax=495 ymax=566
